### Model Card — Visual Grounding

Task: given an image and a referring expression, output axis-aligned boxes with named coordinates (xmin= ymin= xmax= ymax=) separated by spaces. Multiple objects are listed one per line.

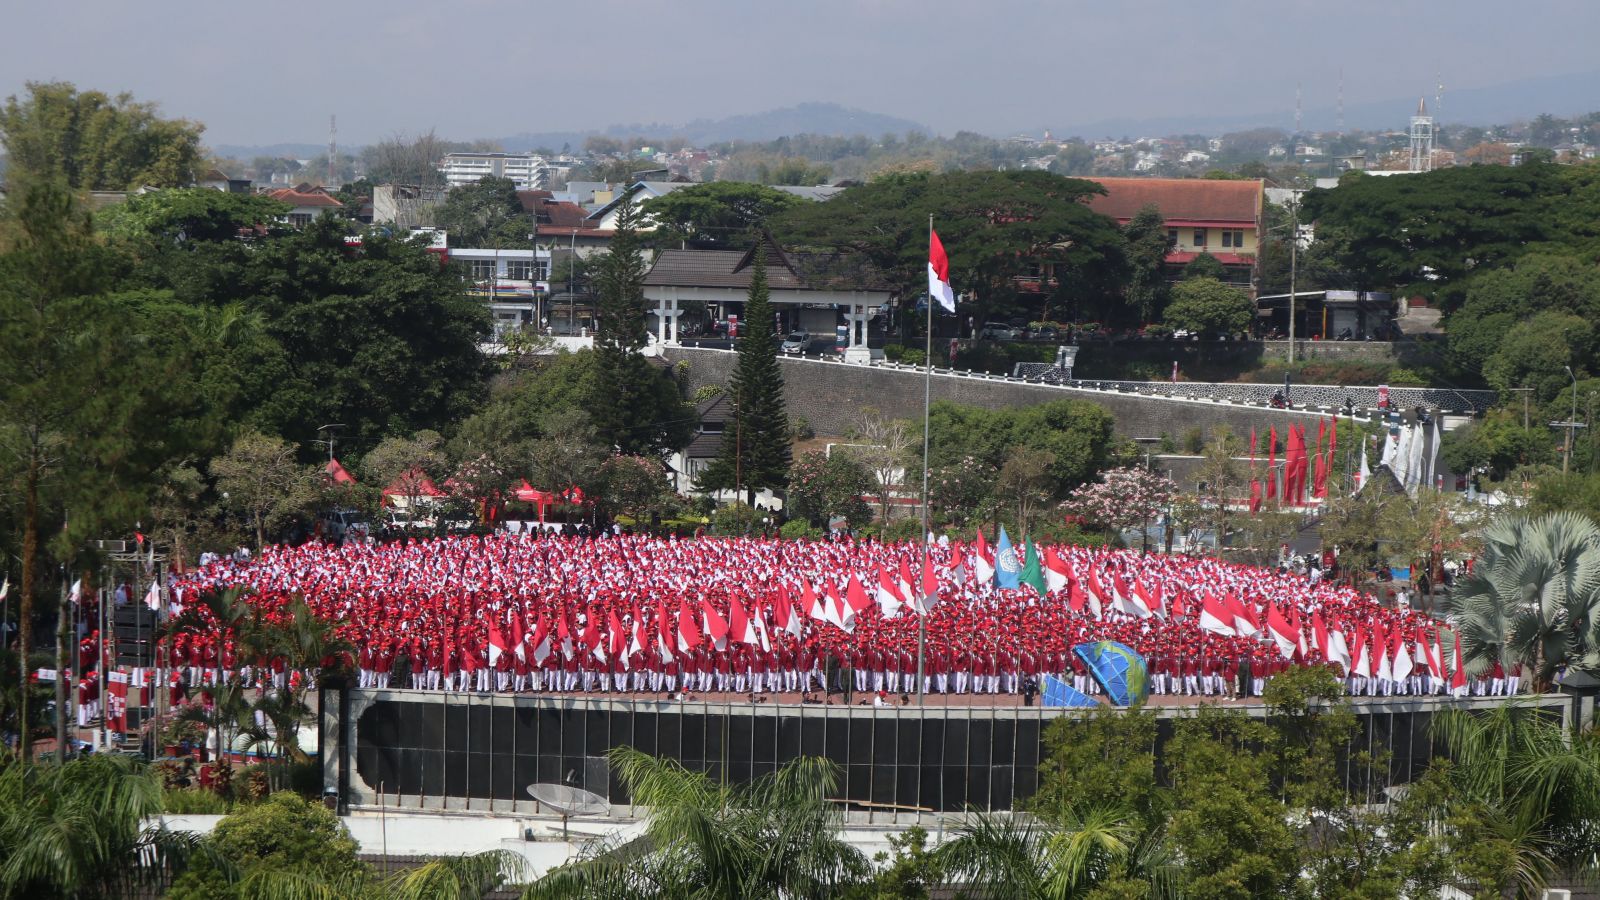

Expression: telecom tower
xmin=1295 ymin=82 xmax=1303 ymax=134
xmin=1408 ymin=98 xmax=1434 ymax=173
xmin=327 ymin=115 xmax=337 ymax=187
xmin=1337 ymin=68 xmax=1345 ymax=132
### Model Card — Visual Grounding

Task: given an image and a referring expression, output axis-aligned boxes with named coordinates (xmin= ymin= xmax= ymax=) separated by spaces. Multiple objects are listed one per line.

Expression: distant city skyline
xmin=4 ymin=0 xmax=1598 ymax=147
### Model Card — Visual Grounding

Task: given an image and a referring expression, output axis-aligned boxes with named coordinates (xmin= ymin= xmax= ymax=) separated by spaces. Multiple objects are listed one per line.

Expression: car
xmin=318 ymin=508 xmax=369 ymax=543
xmin=979 ymin=322 xmax=1019 ymax=340
xmin=780 ymin=330 xmax=811 ymax=353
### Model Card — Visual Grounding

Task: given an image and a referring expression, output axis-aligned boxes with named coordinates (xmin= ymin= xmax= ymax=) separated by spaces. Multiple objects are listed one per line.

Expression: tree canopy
xmin=1163 ymin=277 xmax=1254 ymax=335
xmin=640 ymin=181 xmax=805 ymax=249
xmin=0 ymin=81 xmax=204 ymax=190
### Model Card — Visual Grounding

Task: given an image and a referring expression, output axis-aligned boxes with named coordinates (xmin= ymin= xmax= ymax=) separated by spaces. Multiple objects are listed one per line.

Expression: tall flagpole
xmin=918 ymin=215 xmax=933 ymax=707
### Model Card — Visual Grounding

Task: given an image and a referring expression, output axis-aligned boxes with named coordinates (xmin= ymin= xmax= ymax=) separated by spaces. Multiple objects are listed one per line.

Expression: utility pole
xmin=1287 ymin=197 xmax=1299 ymax=365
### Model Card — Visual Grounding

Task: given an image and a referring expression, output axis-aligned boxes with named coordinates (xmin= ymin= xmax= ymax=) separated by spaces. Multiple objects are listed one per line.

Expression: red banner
xmin=107 ymin=670 xmax=129 ymax=733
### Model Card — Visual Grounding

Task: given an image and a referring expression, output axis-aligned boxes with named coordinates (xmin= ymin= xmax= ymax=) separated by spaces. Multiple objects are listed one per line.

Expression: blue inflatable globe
xmin=1072 ymin=641 xmax=1150 ymax=707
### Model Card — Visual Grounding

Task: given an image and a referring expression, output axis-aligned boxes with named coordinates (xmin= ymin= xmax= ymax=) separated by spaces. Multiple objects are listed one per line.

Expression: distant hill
xmin=497 ymin=102 xmax=930 ymax=150
xmin=1052 ymin=68 xmax=1600 ymax=138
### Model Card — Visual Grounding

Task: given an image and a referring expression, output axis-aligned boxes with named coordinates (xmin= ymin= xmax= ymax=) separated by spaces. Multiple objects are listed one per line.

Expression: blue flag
xmin=995 ymin=526 xmax=1021 ymax=590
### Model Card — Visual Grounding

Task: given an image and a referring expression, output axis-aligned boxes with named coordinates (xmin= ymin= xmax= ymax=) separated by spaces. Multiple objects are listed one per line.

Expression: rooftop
xmin=1084 ymin=177 xmax=1262 ymax=224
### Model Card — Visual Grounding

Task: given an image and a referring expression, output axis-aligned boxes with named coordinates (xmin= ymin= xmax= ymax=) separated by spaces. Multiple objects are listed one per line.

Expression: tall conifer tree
xmin=699 ymin=245 xmax=790 ymax=501
xmin=588 ymin=195 xmax=667 ymax=454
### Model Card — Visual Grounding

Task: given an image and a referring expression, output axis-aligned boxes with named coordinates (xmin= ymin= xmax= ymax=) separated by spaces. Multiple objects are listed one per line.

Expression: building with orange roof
xmin=1085 ymin=177 xmax=1264 ymax=295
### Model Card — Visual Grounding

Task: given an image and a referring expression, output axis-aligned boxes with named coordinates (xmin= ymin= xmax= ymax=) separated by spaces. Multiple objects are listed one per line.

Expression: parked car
xmin=318 ymin=508 xmax=369 ymax=543
xmin=780 ymin=330 xmax=811 ymax=353
xmin=980 ymin=322 xmax=1019 ymax=340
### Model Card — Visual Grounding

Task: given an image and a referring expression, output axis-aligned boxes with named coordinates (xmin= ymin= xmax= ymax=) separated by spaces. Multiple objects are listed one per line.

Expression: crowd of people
xmin=153 ymin=531 xmax=1514 ymax=704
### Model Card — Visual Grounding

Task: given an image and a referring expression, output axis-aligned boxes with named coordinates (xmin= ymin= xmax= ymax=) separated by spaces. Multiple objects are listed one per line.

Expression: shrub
xmin=780 ymin=518 xmax=819 ymax=540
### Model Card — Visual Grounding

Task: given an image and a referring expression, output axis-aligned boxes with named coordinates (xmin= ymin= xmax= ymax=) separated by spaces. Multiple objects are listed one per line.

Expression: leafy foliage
xmin=1162 ymin=277 xmax=1253 ymax=335
xmin=785 ymin=450 xmax=873 ymax=528
xmin=697 ymin=247 xmax=790 ymax=497
xmin=0 ymin=81 xmax=204 ymax=190
xmin=639 ymin=182 xmax=805 ymax=249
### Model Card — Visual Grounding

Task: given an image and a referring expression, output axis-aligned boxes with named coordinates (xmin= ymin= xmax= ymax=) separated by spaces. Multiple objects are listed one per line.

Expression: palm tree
xmin=1432 ymin=706 xmax=1600 ymax=894
xmin=936 ymin=807 xmax=1181 ymax=899
xmin=0 ymin=754 xmax=200 ymax=897
xmin=1447 ymin=511 xmax=1600 ymax=687
xmin=237 ymin=850 xmax=525 ymax=900
xmin=526 ymin=747 xmax=870 ymax=899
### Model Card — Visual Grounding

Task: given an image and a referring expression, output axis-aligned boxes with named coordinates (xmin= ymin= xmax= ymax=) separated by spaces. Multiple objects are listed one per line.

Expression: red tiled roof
xmin=268 ymin=187 xmax=343 ymax=209
xmin=1165 ymin=251 xmax=1254 ymax=265
xmin=1084 ymin=177 xmax=1261 ymax=225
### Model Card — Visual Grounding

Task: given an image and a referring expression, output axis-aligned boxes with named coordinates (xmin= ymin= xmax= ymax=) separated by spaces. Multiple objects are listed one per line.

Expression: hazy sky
xmin=3 ymin=0 xmax=1595 ymax=147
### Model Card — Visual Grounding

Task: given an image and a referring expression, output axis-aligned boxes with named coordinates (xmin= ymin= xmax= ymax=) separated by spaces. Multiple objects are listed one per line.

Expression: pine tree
xmin=587 ymin=194 xmax=669 ymax=454
xmin=699 ymin=246 xmax=791 ymax=500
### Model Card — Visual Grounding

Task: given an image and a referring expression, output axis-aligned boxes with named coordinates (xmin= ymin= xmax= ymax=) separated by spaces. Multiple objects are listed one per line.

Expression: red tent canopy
xmin=513 ymin=480 xmax=555 ymax=504
xmin=324 ymin=458 xmax=356 ymax=485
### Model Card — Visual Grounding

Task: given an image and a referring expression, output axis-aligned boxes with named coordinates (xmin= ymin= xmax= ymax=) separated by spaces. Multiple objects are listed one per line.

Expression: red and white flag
xmin=1043 ymin=547 xmax=1070 ymax=595
xmin=677 ymin=600 xmax=704 ymax=653
xmin=1391 ymin=628 xmax=1413 ymax=683
xmin=1450 ymin=633 xmax=1469 ymax=697
xmin=844 ymin=574 xmax=873 ymax=628
xmin=973 ymin=532 xmax=995 ymax=585
xmin=914 ymin=559 xmax=941 ymax=616
xmin=1199 ymin=593 xmax=1237 ymax=637
xmin=1265 ymin=603 xmax=1297 ymax=659
xmin=654 ymin=602 xmax=674 ymax=662
xmin=875 ymin=566 xmax=905 ymax=619
xmin=487 ymin=622 xmax=509 ymax=667
xmin=700 ymin=597 xmax=730 ymax=651
xmin=774 ymin=586 xmax=804 ymax=639
xmin=1327 ymin=628 xmax=1352 ymax=675
xmin=1352 ymin=626 xmax=1372 ymax=679
xmin=929 ymin=228 xmax=957 ymax=313
xmin=805 ymin=582 xmax=831 ymax=626
xmin=511 ymin=614 xmax=528 ymax=663
xmin=531 ymin=614 xmax=553 ymax=665
xmin=948 ymin=544 xmax=969 ymax=585
xmin=729 ymin=598 xmax=761 ymax=648
xmin=608 ymin=611 xmax=628 ymax=667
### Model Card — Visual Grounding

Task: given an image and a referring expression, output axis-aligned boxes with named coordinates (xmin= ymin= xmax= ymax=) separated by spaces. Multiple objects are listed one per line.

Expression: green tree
xmin=786 ymin=451 xmax=873 ymax=528
xmin=0 ymin=755 xmax=197 ymax=898
xmin=0 ymin=81 xmax=204 ymax=190
xmin=430 ymin=176 xmax=531 ymax=248
xmin=529 ymin=748 xmax=869 ymax=899
xmin=1122 ymin=205 xmax=1170 ymax=323
xmin=167 ymin=791 xmax=366 ymax=900
xmin=698 ymin=248 xmax=790 ymax=500
xmin=361 ymin=430 xmax=447 ymax=515
xmin=936 ymin=807 xmax=1178 ymax=900
xmin=926 ymin=399 xmax=1118 ymax=503
xmin=1445 ymin=253 xmax=1600 ymax=376
xmin=1447 ymin=511 xmax=1600 ymax=686
xmin=772 ymin=170 xmax=1127 ymax=326
xmin=96 ymin=187 xmax=289 ymax=244
xmin=1442 ymin=408 xmax=1556 ymax=480
xmin=1163 ymin=277 xmax=1253 ymax=336
xmin=1182 ymin=251 xmax=1227 ymax=282
xmin=1482 ymin=309 xmax=1593 ymax=402
xmin=210 ymin=431 xmax=319 ymax=550
xmin=640 ymin=182 xmax=805 ymax=249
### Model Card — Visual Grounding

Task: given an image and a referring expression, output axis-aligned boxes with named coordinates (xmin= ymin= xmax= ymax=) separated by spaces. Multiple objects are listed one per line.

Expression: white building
xmin=448 ymin=246 xmax=553 ymax=339
xmin=439 ymin=152 xmax=550 ymax=190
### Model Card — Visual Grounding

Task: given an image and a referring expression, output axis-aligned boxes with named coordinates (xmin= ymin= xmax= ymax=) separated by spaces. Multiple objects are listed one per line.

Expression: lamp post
xmin=1567 ymin=366 xmax=1579 ymax=473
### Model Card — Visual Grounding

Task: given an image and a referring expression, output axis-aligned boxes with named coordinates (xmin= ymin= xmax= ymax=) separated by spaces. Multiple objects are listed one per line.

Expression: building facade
xmin=439 ymin=152 xmax=551 ymax=190
xmin=1085 ymin=177 xmax=1264 ymax=295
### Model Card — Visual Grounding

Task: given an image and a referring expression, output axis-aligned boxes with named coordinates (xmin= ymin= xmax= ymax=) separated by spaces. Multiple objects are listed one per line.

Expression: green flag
xmin=1020 ymin=536 xmax=1047 ymax=597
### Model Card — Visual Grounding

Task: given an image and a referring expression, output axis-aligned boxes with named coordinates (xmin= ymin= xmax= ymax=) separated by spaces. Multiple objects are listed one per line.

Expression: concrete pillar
xmin=668 ymin=296 xmax=680 ymax=345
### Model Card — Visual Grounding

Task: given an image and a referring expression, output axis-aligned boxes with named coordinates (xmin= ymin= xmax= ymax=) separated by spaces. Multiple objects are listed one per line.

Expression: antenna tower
xmin=1435 ymin=74 xmax=1444 ymax=123
xmin=1337 ymin=68 xmax=1345 ymax=132
xmin=1295 ymin=82 xmax=1303 ymax=133
xmin=327 ymin=115 xmax=337 ymax=188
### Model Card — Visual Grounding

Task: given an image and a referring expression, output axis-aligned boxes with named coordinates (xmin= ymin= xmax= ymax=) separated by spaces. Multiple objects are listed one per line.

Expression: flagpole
xmin=917 ymin=215 xmax=934 ymax=707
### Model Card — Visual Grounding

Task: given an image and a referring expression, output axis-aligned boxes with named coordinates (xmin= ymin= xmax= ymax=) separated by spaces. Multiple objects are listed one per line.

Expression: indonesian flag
xmin=700 ymin=597 xmax=730 ymax=651
xmin=805 ymin=582 xmax=831 ymax=626
xmin=897 ymin=559 xmax=917 ymax=602
xmin=949 ymin=544 xmax=969 ymax=585
xmin=627 ymin=607 xmax=645 ymax=660
xmin=581 ymin=613 xmax=606 ymax=663
xmin=677 ymin=600 xmax=703 ymax=652
xmin=1391 ymin=627 xmax=1414 ymax=683
xmin=1374 ymin=622 xmax=1393 ymax=682
xmin=823 ymin=582 xmax=849 ymax=631
xmin=655 ymin=602 xmax=674 ymax=662
xmin=1133 ymin=579 xmax=1162 ymax=620
xmin=1450 ymin=633 xmax=1469 ymax=697
xmin=144 ymin=580 xmax=162 ymax=612
xmin=728 ymin=598 xmax=758 ymax=647
xmin=1415 ymin=628 xmax=1437 ymax=678
xmin=929 ymin=228 xmax=956 ymax=313
xmin=556 ymin=612 xmax=574 ymax=658
xmin=1312 ymin=611 xmax=1330 ymax=660
xmin=608 ymin=611 xmax=628 ymax=667
xmin=1227 ymin=594 xmax=1260 ymax=637
xmin=1265 ymin=603 xmax=1297 ymax=658
xmin=1112 ymin=571 xmax=1149 ymax=618
xmin=1067 ymin=576 xmax=1090 ymax=615
xmin=68 ymin=579 xmax=82 ymax=605
xmin=844 ymin=573 xmax=873 ymax=626
xmin=1043 ymin=547 xmax=1070 ymax=594
xmin=1327 ymin=628 xmax=1352 ymax=675
xmin=750 ymin=603 xmax=772 ymax=652
xmin=1199 ymin=593 xmax=1237 ymax=636
xmin=973 ymin=532 xmax=995 ymax=585
xmin=531 ymin=615 xmax=554 ymax=665
xmin=1266 ymin=427 xmax=1278 ymax=500
xmin=1084 ymin=567 xmax=1108 ymax=618
xmin=487 ymin=622 xmax=509 ymax=667
xmin=914 ymin=558 xmax=941 ymax=616
xmin=775 ymin=586 xmax=803 ymax=639
xmin=875 ymin=566 xmax=905 ymax=619
xmin=511 ymin=614 xmax=528 ymax=663
xmin=1352 ymin=626 xmax=1372 ymax=679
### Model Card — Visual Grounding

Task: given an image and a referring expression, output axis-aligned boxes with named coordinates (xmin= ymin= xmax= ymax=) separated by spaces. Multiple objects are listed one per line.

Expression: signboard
xmin=1377 ymin=384 xmax=1390 ymax=409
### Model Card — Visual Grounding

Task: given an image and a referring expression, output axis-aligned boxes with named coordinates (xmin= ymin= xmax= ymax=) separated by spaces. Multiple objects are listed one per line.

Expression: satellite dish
xmin=527 ymin=783 xmax=609 ymax=838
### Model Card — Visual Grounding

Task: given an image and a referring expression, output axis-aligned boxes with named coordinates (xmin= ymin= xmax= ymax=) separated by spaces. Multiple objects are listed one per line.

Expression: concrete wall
xmin=665 ymin=347 xmax=1326 ymax=440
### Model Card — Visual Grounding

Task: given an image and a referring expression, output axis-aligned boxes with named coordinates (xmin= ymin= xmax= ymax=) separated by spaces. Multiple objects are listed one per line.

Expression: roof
xmin=644 ymin=239 xmax=894 ymax=293
xmin=268 ymin=187 xmax=343 ymax=209
xmin=1084 ymin=177 xmax=1261 ymax=225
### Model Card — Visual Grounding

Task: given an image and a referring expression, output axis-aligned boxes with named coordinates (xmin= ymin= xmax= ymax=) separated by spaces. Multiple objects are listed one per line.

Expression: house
xmin=267 ymin=184 xmax=343 ymax=227
xmin=196 ymin=168 xmax=253 ymax=193
xmin=517 ymin=189 xmax=615 ymax=256
xmin=372 ymin=183 xmax=447 ymax=228
xmin=642 ymin=234 xmax=895 ymax=362
xmin=668 ymin=393 xmax=731 ymax=494
xmin=446 ymin=245 xmax=553 ymax=340
xmin=1084 ymin=177 xmax=1263 ymax=295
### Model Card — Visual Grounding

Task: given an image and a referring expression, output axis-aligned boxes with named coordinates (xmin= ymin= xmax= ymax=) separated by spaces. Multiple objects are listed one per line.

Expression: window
xmin=1192 ymin=228 xmax=1207 ymax=247
xmin=505 ymin=259 xmax=534 ymax=280
xmin=1167 ymin=229 xmax=1179 ymax=246
xmin=469 ymin=260 xmax=498 ymax=280
xmin=1220 ymin=229 xmax=1245 ymax=248
xmin=535 ymin=261 xmax=551 ymax=282
xmin=288 ymin=213 xmax=312 ymax=228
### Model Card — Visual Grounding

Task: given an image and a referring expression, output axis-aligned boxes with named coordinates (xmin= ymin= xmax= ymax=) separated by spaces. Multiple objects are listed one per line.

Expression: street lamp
xmin=316 ymin=423 xmax=346 ymax=464
xmin=1567 ymin=367 xmax=1578 ymax=474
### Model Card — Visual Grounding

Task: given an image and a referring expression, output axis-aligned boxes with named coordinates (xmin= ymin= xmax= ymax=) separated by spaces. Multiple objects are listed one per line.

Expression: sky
xmin=3 ymin=0 xmax=1596 ymax=148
